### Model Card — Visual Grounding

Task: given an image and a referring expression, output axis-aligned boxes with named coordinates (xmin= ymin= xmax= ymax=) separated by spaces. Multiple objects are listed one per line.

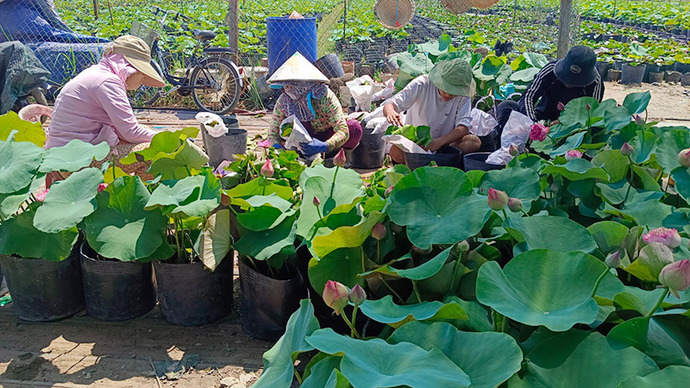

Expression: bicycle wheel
xmin=190 ymin=57 xmax=241 ymax=115
xmin=128 ymin=59 xmax=163 ymax=108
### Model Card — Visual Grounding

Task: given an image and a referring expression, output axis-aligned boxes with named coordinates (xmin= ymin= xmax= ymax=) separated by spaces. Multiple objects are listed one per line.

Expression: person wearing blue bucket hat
xmin=494 ymin=45 xmax=604 ymax=134
xmin=266 ymin=52 xmax=362 ymax=158
xmin=383 ymin=58 xmax=480 ymax=163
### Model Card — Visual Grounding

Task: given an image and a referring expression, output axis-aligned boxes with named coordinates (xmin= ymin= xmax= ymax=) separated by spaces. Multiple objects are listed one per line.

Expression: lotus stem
xmin=293 ymin=369 xmax=302 ymax=384
xmin=376 ymin=240 xmax=381 ymax=264
xmin=380 ymin=276 xmax=404 ymax=304
xmin=645 ymin=288 xmax=670 ymax=318
xmin=501 ymin=209 xmax=509 ymax=220
xmin=412 ymin=280 xmax=423 ymax=303
xmin=351 ymin=305 xmax=360 ymax=338
xmin=501 ymin=315 xmax=509 ymax=333
xmin=341 ymin=310 xmax=361 ymax=339
xmin=360 ymin=247 xmax=366 ymax=272
xmin=591 ymin=267 xmax=610 ymax=297
xmin=326 ymin=166 xmax=340 ymax=214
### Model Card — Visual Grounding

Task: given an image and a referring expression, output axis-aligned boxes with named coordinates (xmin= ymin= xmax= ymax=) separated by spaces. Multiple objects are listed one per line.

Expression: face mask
xmin=125 ymin=72 xmax=145 ymax=90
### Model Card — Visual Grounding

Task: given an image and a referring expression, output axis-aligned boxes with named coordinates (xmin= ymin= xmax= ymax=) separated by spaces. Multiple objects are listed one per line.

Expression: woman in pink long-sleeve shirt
xmin=46 ymin=37 xmax=164 ymax=149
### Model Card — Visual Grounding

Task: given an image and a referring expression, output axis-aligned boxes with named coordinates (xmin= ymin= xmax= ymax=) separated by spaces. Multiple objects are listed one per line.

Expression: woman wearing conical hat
xmin=267 ymin=52 xmax=362 ymax=158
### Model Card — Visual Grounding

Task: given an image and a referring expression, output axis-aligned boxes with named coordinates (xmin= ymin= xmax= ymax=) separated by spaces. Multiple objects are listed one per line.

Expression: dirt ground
xmin=1 ymin=80 xmax=688 ymax=388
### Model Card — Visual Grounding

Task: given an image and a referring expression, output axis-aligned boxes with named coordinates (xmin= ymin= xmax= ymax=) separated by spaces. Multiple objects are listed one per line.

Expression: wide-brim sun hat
xmin=554 ymin=45 xmax=598 ymax=87
xmin=428 ymin=58 xmax=476 ymax=97
xmin=104 ymin=35 xmax=165 ymax=87
xmin=267 ymin=52 xmax=329 ymax=84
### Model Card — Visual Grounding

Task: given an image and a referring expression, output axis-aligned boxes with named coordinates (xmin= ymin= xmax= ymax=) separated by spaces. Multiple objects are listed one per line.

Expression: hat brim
xmin=428 ymin=65 xmax=476 ymax=97
xmin=125 ymin=56 xmax=166 ymax=87
xmin=554 ymin=58 xmax=598 ymax=88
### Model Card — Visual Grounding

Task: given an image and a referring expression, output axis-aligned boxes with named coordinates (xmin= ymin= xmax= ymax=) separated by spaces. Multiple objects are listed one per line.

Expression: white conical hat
xmin=268 ymin=52 xmax=329 ymax=84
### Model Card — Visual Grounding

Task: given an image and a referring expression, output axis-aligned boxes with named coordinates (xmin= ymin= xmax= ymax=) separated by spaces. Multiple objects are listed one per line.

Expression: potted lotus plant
xmin=122 ymin=128 xmax=234 ymax=326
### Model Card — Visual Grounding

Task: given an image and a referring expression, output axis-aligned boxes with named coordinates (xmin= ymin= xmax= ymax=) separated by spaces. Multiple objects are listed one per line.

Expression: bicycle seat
xmin=204 ymin=47 xmax=235 ymax=55
xmin=193 ymin=29 xmax=217 ymax=41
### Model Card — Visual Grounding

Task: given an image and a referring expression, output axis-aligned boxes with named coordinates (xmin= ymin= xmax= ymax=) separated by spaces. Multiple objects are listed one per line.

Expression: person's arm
xmin=268 ymin=96 xmax=287 ymax=146
xmin=382 ymin=76 xmax=424 ymax=125
xmin=96 ymin=78 xmax=157 ymax=143
xmin=522 ymin=62 xmax=555 ymax=121
xmin=320 ymin=90 xmax=349 ymax=151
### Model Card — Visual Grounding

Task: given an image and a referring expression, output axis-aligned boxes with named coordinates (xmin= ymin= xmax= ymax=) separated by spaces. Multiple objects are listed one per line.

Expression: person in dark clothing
xmin=495 ymin=45 xmax=605 ymax=131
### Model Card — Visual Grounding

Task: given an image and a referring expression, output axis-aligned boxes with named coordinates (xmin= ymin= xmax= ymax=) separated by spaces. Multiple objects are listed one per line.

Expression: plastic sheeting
xmin=0 ymin=41 xmax=51 ymax=114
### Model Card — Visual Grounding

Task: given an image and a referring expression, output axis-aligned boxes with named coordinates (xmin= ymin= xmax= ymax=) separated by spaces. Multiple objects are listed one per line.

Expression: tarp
xmin=0 ymin=0 xmax=110 ymax=92
xmin=0 ymin=41 xmax=51 ymax=114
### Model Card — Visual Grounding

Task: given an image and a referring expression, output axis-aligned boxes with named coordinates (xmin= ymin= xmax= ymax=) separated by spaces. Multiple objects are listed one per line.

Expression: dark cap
xmin=554 ymin=46 xmax=598 ymax=87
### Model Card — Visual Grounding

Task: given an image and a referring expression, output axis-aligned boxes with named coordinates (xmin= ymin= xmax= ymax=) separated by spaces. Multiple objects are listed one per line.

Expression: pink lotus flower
xmin=97 ymin=183 xmax=108 ymax=192
xmin=257 ymin=139 xmax=272 ymax=148
xmin=334 ymin=149 xmax=347 ymax=167
xmin=557 ymin=102 xmax=565 ymax=111
xmin=621 ymin=143 xmax=634 ymax=156
xmin=348 ymin=284 xmax=367 ymax=306
xmin=488 ymin=188 xmax=509 ymax=211
xmin=323 ymin=280 xmax=349 ymax=315
xmin=659 ymin=259 xmax=690 ymax=298
xmin=529 ymin=123 xmax=549 ymax=142
xmin=260 ymin=159 xmax=274 ymax=178
xmin=371 ymin=223 xmax=386 ymax=240
xmin=565 ymin=149 xmax=583 ymax=161
xmin=507 ymin=197 xmax=523 ymax=212
xmin=678 ymin=148 xmax=690 ymax=168
xmin=605 ymin=250 xmax=621 ymax=268
xmin=313 ymin=196 xmax=321 ymax=206
xmin=643 ymin=227 xmax=682 ymax=249
xmin=34 ymin=188 xmax=49 ymax=202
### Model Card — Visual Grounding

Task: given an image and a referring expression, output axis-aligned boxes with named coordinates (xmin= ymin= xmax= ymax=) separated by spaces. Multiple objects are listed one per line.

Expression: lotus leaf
xmin=147 ymin=139 xmax=209 ymax=180
xmin=359 ymin=295 xmax=467 ymax=327
xmin=0 ymin=111 xmax=46 ymax=146
xmin=622 ymin=91 xmax=651 ymax=115
xmin=618 ymin=366 xmax=690 ymax=387
xmin=504 ymin=216 xmax=597 ymax=253
xmin=656 ymin=130 xmax=690 ymax=175
xmin=306 ymin=328 xmax=471 ymax=388
xmin=198 ymin=209 xmax=233 ymax=271
xmin=233 ymin=215 xmax=296 ymax=262
xmin=39 ymin=139 xmax=110 ymax=172
xmin=312 ymin=212 xmax=385 ymax=259
xmin=587 ymin=221 xmax=630 ymax=255
xmin=119 ymin=127 xmax=199 ymax=164
xmin=476 ymin=250 xmax=610 ymax=331
xmin=308 ymin=247 xmax=366 ymax=295
xmin=0 ymin=173 xmax=45 ymax=221
xmin=478 ymin=167 xmax=541 ymax=203
xmin=542 ymin=159 xmax=609 ymax=181
xmin=389 ymin=321 xmax=522 ymax=388
xmin=0 ymin=138 xmax=44 ymax=194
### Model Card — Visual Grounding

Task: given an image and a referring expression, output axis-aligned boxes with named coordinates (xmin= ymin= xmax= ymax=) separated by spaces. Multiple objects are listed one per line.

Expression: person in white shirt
xmin=383 ymin=58 xmax=479 ymax=163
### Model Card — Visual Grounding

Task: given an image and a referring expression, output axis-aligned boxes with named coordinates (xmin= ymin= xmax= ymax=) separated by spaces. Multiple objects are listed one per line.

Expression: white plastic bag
xmin=382 ymin=134 xmax=431 ymax=154
xmin=195 ymin=112 xmax=227 ymax=137
xmin=485 ymin=110 xmax=532 ymax=165
xmin=372 ymin=78 xmax=396 ymax=101
xmin=470 ymin=108 xmax=498 ymax=136
xmin=346 ymin=75 xmax=375 ymax=112
xmin=280 ymin=115 xmax=313 ymax=151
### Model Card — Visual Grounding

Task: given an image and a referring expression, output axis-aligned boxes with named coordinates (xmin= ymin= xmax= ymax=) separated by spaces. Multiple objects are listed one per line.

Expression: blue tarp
xmin=0 ymin=0 xmax=110 ymax=92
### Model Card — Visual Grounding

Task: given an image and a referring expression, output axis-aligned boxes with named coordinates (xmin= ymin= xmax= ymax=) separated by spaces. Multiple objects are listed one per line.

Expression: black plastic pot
xmin=314 ymin=54 xmax=345 ymax=79
xmin=463 ymin=152 xmax=504 ymax=172
xmin=80 ymin=243 xmax=156 ymax=321
xmin=595 ymin=61 xmax=612 ymax=80
xmin=607 ymin=70 xmax=622 ymax=82
xmin=154 ymin=256 xmax=233 ymax=326
xmin=643 ymin=64 xmax=661 ymax=83
xmin=404 ymin=145 xmax=462 ymax=170
xmin=239 ymin=258 xmax=307 ymax=341
xmin=0 ymin=251 xmax=84 ymax=322
xmin=648 ymin=72 xmax=664 ymax=83
xmin=621 ymin=64 xmax=646 ymax=85
xmin=666 ymin=71 xmax=682 ymax=83
xmin=349 ymin=128 xmax=385 ymax=169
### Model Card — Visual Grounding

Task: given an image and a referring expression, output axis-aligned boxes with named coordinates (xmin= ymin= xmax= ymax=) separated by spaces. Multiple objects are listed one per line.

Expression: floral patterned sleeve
xmin=317 ymin=89 xmax=349 ymax=151
xmin=268 ymin=95 xmax=287 ymax=146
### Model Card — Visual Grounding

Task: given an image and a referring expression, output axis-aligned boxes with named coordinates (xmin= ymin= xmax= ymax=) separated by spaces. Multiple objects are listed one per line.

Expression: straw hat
xmin=471 ymin=0 xmax=500 ymax=9
xmin=441 ymin=0 xmax=472 ymax=14
xmin=104 ymin=35 xmax=165 ymax=87
xmin=267 ymin=52 xmax=329 ymax=84
xmin=375 ymin=0 xmax=416 ymax=30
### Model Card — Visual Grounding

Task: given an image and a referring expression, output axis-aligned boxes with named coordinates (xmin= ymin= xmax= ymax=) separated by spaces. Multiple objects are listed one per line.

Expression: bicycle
xmin=129 ymin=6 xmax=242 ymax=114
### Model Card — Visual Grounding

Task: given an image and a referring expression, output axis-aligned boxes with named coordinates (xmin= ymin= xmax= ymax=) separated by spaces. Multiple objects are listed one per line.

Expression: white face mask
xmin=125 ymin=72 xmax=145 ymax=90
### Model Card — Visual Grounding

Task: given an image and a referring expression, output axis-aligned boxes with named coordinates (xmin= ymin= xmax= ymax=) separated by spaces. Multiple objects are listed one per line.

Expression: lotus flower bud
xmin=348 ymin=284 xmax=367 ymax=306
xmin=221 ymin=193 xmax=230 ymax=206
xmin=529 ymin=123 xmax=550 ymax=142
xmin=677 ymin=148 xmax=690 ymax=168
xmin=334 ymin=148 xmax=346 ymax=167
xmin=605 ymin=250 xmax=621 ymax=268
xmin=135 ymin=153 xmax=146 ymax=163
xmin=487 ymin=188 xmax=509 ymax=210
xmin=659 ymin=259 xmax=690 ymax=298
xmin=97 ymin=183 xmax=108 ymax=192
xmin=633 ymin=114 xmax=645 ymax=126
xmin=260 ymin=159 xmax=274 ymax=178
xmin=508 ymin=144 xmax=519 ymax=156
xmin=385 ymin=185 xmax=394 ymax=197
xmin=313 ymin=196 xmax=321 ymax=206
xmin=621 ymin=142 xmax=634 ymax=156
xmin=507 ymin=197 xmax=523 ymax=212
xmin=565 ymin=149 xmax=583 ymax=161
xmin=586 ymin=103 xmax=591 ymax=111
xmin=323 ymin=280 xmax=349 ymax=315
xmin=557 ymin=101 xmax=565 ymax=111
xmin=371 ymin=222 xmax=386 ymax=240
xmin=456 ymin=240 xmax=470 ymax=254
xmin=643 ymin=227 xmax=681 ymax=249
